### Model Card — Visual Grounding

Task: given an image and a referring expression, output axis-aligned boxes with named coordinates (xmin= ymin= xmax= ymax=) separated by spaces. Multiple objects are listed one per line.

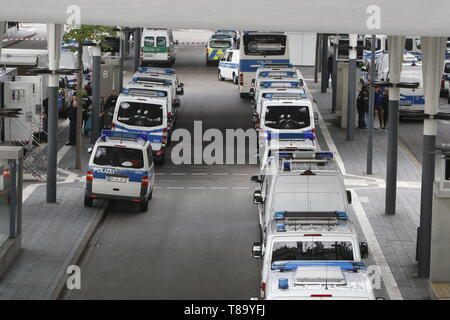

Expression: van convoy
xmin=80 ymin=30 xmax=379 ymax=299
xmin=141 ymin=28 xmax=177 ymax=66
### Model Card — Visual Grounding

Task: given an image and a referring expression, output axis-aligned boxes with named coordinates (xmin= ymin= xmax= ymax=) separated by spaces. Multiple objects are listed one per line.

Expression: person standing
xmin=66 ymin=96 xmax=78 ymax=146
xmin=327 ymin=54 xmax=333 ymax=88
xmin=374 ymin=87 xmax=384 ymax=129
xmin=382 ymin=89 xmax=389 ymax=129
xmin=357 ymin=86 xmax=369 ymax=129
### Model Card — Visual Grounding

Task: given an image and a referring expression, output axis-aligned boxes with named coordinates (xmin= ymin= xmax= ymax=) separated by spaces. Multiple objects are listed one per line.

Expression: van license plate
xmin=107 ymin=176 xmax=128 ymax=183
xmin=144 ymin=53 xmax=154 ymax=58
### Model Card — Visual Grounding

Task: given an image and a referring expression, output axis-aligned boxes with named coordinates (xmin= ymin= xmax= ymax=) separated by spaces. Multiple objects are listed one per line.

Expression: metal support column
xmin=46 ymin=23 xmax=64 ymax=203
xmin=385 ymin=36 xmax=405 ymax=215
xmin=91 ymin=45 xmax=101 ymax=144
xmin=346 ymin=34 xmax=358 ymax=141
xmin=133 ymin=28 xmax=141 ymax=72
xmin=366 ymin=35 xmax=376 ymax=174
xmin=124 ymin=31 xmax=130 ymax=55
xmin=314 ymin=34 xmax=320 ymax=83
xmin=321 ymin=34 xmax=329 ymax=93
xmin=418 ymin=37 xmax=447 ymax=278
xmin=118 ymin=30 xmax=124 ymax=93
xmin=331 ymin=35 xmax=338 ymax=113
xmin=0 ymin=22 xmax=5 ymax=58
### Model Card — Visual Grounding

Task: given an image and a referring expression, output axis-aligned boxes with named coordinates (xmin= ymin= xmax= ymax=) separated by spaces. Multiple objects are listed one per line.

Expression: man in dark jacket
xmin=357 ymin=86 xmax=369 ymax=129
xmin=103 ymin=90 xmax=118 ymax=129
xmin=382 ymin=89 xmax=389 ymax=129
xmin=66 ymin=96 xmax=78 ymax=146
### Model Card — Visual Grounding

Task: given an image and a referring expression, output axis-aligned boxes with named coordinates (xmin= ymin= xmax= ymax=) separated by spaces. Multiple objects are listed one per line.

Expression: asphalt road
xmin=63 ymin=44 xmax=263 ymax=299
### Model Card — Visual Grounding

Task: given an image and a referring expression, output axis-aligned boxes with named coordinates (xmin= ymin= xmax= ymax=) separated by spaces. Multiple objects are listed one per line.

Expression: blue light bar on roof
xmin=271 ymin=261 xmax=367 ymax=272
xmin=260 ymin=71 xmax=295 ymax=77
xmin=100 ymin=130 xmax=148 ymax=142
xmin=261 ymin=81 xmax=300 ymax=88
xmin=137 ymin=67 xmax=175 ymax=75
xmin=274 ymin=211 xmax=286 ymax=220
xmin=268 ymin=132 xmax=315 ymax=141
xmin=336 ymin=211 xmax=349 ymax=220
xmin=316 ymin=151 xmax=334 ymax=159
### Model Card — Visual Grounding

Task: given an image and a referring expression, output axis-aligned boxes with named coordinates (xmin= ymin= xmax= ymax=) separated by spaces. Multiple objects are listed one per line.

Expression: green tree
xmin=63 ymin=25 xmax=115 ymax=169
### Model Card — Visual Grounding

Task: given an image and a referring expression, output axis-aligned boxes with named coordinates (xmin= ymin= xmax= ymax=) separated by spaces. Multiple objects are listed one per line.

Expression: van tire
xmin=218 ymin=70 xmax=225 ymax=81
xmin=233 ymin=73 xmax=238 ymax=84
xmin=139 ymin=200 xmax=149 ymax=212
xmin=448 ymin=95 xmax=450 ymax=104
xmin=84 ymin=196 xmax=93 ymax=207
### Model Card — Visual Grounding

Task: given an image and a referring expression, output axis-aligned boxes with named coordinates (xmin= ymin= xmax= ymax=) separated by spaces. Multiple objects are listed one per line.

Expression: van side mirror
xmin=249 ymin=88 xmax=255 ymax=97
xmin=360 ymin=242 xmax=369 ymax=258
xmin=252 ymin=242 xmax=263 ymax=259
xmin=252 ymin=112 xmax=259 ymax=123
xmin=175 ymin=40 xmax=179 ymax=45
xmin=177 ymin=84 xmax=184 ymax=95
xmin=87 ymin=147 xmax=93 ymax=154
xmin=250 ymin=175 xmax=260 ymax=184
xmin=253 ymin=190 xmax=263 ymax=205
xmin=314 ymin=112 xmax=319 ymax=122
xmin=346 ymin=190 xmax=352 ymax=204
xmin=251 ymin=79 xmax=256 ymax=86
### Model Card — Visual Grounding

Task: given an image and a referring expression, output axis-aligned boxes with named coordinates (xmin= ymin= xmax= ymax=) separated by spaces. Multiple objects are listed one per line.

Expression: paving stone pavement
xmin=300 ymin=66 xmax=430 ymax=299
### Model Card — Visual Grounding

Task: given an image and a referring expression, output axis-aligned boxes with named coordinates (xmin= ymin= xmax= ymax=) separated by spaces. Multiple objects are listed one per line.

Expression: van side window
xmin=157 ymin=37 xmax=167 ymax=47
xmin=227 ymin=52 xmax=233 ymax=62
xmin=147 ymin=146 xmax=154 ymax=166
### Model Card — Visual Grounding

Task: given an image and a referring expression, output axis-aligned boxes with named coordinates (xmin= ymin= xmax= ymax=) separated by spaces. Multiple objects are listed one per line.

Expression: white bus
xmin=238 ymin=32 xmax=290 ymax=98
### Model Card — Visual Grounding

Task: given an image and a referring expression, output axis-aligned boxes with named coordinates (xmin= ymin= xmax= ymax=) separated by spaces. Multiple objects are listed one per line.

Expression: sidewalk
xmin=0 ymin=122 xmax=106 ymax=299
xmin=300 ymin=66 xmax=429 ymax=300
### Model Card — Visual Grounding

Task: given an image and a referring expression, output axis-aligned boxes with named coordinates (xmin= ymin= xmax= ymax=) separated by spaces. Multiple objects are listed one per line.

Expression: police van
xmin=206 ymin=35 xmax=233 ymax=66
xmin=111 ymin=91 xmax=169 ymax=164
xmin=218 ymin=49 xmax=240 ymax=83
xmin=251 ymin=211 xmax=374 ymax=300
xmin=124 ymin=78 xmax=177 ymax=130
xmin=134 ymin=66 xmax=184 ymax=105
xmin=257 ymin=92 xmax=315 ymax=157
xmin=250 ymin=77 xmax=302 ymax=108
xmin=252 ymin=65 xmax=299 ymax=90
xmin=85 ymin=130 xmax=155 ymax=212
xmin=140 ymin=28 xmax=177 ymax=66
xmin=440 ymin=59 xmax=450 ymax=103
xmin=251 ymin=152 xmax=352 ymax=243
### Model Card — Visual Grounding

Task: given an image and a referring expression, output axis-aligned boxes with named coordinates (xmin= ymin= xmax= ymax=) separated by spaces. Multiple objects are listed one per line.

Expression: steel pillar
xmin=418 ymin=36 xmax=447 ymax=278
xmin=385 ymin=36 xmax=405 ymax=215
xmin=133 ymin=28 xmax=141 ymax=72
xmin=346 ymin=34 xmax=358 ymax=141
xmin=91 ymin=45 xmax=101 ymax=144
xmin=321 ymin=33 xmax=329 ymax=93
xmin=46 ymin=23 xmax=64 ymax=203
xmin=366 ymin=35 xmax=376 ymax=174
xmin=331 ymin=35 xmax=338 ymax=113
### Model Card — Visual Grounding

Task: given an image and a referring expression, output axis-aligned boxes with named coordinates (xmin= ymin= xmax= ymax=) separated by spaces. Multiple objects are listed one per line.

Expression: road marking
xmin=299 ymin=69 xmax=403 ymax=300
xmin=57 ymin=145 xmax=71 ymax=164
xmin=210 ymin=187 xmax=228 ymax=190
xmin=167 ymin=186 xmax=185 ymax=190
xmin=232 ymin=173 xmax=249 ymax=176
xmin=191 ymin=173 xmax=207 ymax=176
xmin=170 ymin=173 xmax=187 ymax=176
xmin=188 ymin=187 xmax=207 ymax=190
xmin=212 ymin=173 xmax=229 ymax=176
xmin=350 ymin=189 xmax=403 ymax=300
xmin=232 ymin=186 xmax=250 ymax=190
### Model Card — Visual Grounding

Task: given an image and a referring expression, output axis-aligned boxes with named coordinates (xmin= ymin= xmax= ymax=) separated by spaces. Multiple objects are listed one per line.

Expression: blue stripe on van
xmin=89 ymin=166 xmax=150 ymax=182
xmin=113 ymin=125 xmax=164 ymax=143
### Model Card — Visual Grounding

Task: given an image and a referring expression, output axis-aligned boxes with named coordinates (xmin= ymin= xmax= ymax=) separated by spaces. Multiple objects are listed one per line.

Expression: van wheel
xmin=218 ymin=70 xmax=225 ymax=81
xmin=139 ymin=200 xmax=149 ymax=212
xmin=448 ymin=95 xmax=450 ymax=104
xmin=148 ymin=189 xmax=153 ymax=200
xmin=84 ymin=196 xmax=93 ymax=207
xmin=233 ymin=73 xmax=238 ymax=84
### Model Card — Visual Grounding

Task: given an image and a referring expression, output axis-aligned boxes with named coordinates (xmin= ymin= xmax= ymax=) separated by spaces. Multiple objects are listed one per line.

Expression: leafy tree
xmin=63 ymin=25 xmax=115 ymax=169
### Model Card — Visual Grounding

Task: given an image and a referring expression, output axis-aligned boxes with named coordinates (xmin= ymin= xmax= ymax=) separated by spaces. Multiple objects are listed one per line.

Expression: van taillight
xmin=312 ymin=128 xmax=315 ymax=134
xmin=86 ymin=170 xmax=93 ymax=181
xmin=3 ymin=169 xmax=11 ymax=178
xmin=111 ymin=123 xmax=116 ymax=129
xmin=261 ymin=282 xmax=266 ymax=292
xmin=239 ymin=73 xmax=244 ymax=86
xmin=311 ymin=294 xmax=333 ymax=297
xmin=162 ymin=127 xmax=168 ymax=145
xmin=140 ymin=49 xmax=143 ymax=58
xmin=141 ymin=175 xmax=149 ymax=186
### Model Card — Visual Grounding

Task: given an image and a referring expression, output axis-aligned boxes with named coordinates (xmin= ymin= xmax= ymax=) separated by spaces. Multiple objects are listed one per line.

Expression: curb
xmin=50 ymin=203 xmax=107 ymax=300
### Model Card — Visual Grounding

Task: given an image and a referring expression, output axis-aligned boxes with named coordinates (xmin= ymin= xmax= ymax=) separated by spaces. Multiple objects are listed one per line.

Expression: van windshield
xmin=264 ymin=105 xmax=310 ymax=129
xmin=93 ymin=146 xmax=144 ymax=169
xmin=209 ymin=40 xmax=232 ymax=48
xmin=271 ymin=241 xmax=354 ymax=262
xmin=117 ymin=101 xmax=163 ymax=127
xmin=243 ymin=34 xmax=287 ymax=56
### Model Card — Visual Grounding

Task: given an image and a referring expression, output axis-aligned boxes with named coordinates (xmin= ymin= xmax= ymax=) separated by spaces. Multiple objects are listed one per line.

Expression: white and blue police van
xmin=134 ymin=67 xmax=184 ymax=108
xmin=111 ymin=92 xmax=169 ymax=164
xmin=257 ymin=91 xmax=315 ymax=157
xmin=251 ymin=151 xmax=352 ymax=243
xmin=252 ymin=64 xmax=299 ymax=90
xmin=218 ymin=49 xmax=240 ymax=83
xmin=440 ymin=59 xmax=450 ymax=103
xmin=251 ymin=211 xmax=374 ymax=300
xmin=124 ymin=79 xmax=177 ymax=131
xmin=85 ymin=130 xmax=155 ymax=212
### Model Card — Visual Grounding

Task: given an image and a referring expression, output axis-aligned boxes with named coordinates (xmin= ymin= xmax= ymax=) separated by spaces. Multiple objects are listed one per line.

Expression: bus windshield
xmin=243 ymin=34 xmax=287 ymax=56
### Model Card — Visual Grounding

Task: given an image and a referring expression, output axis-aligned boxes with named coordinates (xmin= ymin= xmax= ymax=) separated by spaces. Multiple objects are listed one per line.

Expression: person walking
xmin=357 ymin=86 xmax=369 ymax=129
xmin=382 ymin=89 xmax=389 ymax=129
xmin=327 ymin=54 xmax=333 ymax=88
xmin=103 ymin=90 xmax=118 ymax=129
xmin=66 ymin=96 xmax=78 ymax=146
xmin=374 ymin=87 xmax=384 ymax=129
